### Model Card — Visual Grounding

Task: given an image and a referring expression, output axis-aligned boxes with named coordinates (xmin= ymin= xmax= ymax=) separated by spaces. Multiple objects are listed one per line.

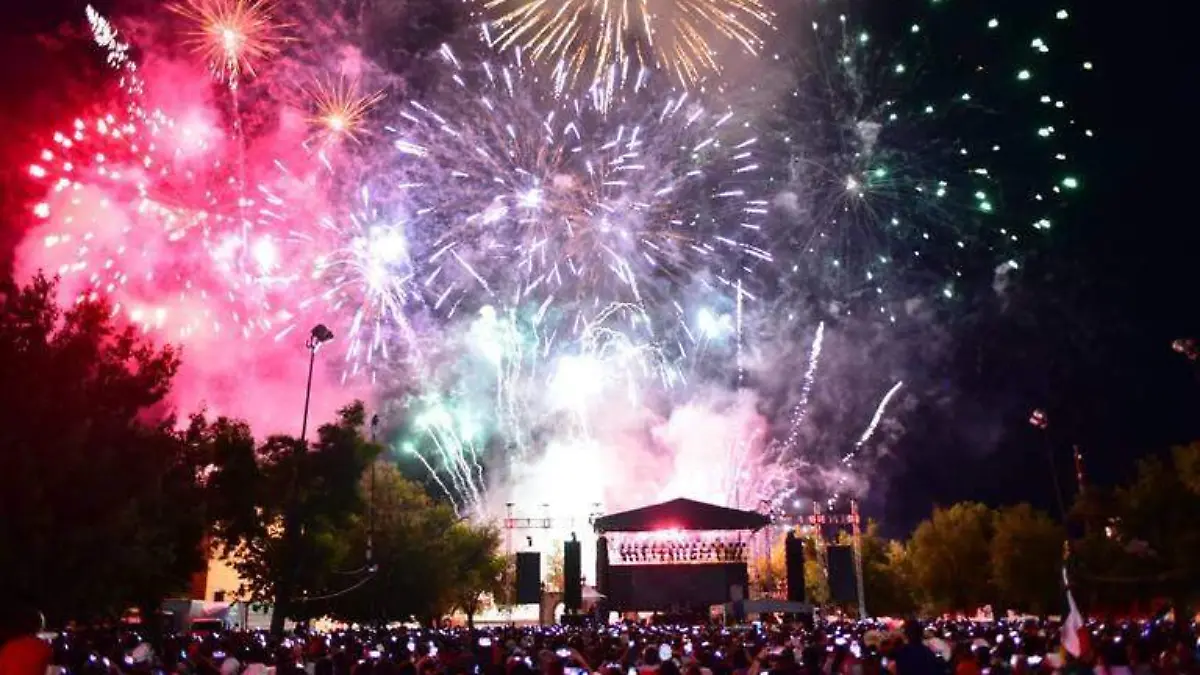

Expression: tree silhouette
xmin=0 ymin=273 xmax=203 ymax=625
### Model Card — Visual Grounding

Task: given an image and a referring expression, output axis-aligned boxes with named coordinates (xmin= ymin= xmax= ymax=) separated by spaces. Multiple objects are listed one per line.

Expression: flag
xmin=1061 ymin=565 xmax=1088 ymax=658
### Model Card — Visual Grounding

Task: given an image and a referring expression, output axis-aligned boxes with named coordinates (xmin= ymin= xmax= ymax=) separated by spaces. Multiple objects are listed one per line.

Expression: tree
xmin=803 ymin=535 xmax=830 ymax=606
xmin=442 ymin=523 xmax=506 ymax=629
xmin=751 ymin=533 xmax=787 ymax=597
xmin=0 ymin=274 xmax=204 ymax=625
xmin=317 ymin=462 xmax=506 ymax=625
xmin=1176 ymin=441 xmax=1200 ymax=495
xmin=545 ymin=547 xmax=565 ymax=593
xmin=990 ymin=504 xmax=1064 ymax=614
xmin=856 ymin=525 xmax=918 ymax=617
xmin=204 ymin=402 xmax=376 ymax=633
xmin=907 ymin=502 xmax=994 ymax=614
xmin=319 ymin=462 xmax=457 ymax=623
xmin=1102 ymin=445 xmax=1200 ymax=615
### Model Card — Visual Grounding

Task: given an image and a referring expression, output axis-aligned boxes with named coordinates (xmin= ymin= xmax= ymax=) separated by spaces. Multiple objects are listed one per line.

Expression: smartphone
xmin=1027 ymin=656 xmax=1043 ymax=666
xmin=564 ymin=668 xmax=583 ymax=675
xmin=213 ymin=652 xmax=226 ymax=660
xmin=557 ymin=648 xmax=571 ymax=658
xmin=407 ymin=641 xmax=416 ymax=653
xmin=479 ymin=638 xmax=493 ymax=647
xmin=429 ymin=644 xmax=438 ymax=657
xmin=683 ymin=643 xmax=693 ymax=655
xmin=658 ymin=645 xmax=672 ymax=662
xmin=627 ymin=668 xmax=637 ymax=675
xmin=369 ymin=651 xmax=381 ymax=659
xmin=881 ymin=658 xmax=889 ymax=668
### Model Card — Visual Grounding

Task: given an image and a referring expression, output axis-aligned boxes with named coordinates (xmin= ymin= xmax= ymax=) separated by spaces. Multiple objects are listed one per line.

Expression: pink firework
xmin=23 ymin=104 xmax=293 ymax=342
xmin=19 ymin=6 xmax=310 ymax=344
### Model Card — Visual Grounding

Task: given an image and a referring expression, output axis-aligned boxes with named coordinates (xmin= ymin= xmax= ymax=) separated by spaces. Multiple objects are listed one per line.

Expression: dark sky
xmin=1 ymin=0 xmax=1196 ymax=534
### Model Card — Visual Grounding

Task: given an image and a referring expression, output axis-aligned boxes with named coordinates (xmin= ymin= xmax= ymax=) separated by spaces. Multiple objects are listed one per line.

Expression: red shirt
xmin=0 ymin=636 xmax=52 ymax=675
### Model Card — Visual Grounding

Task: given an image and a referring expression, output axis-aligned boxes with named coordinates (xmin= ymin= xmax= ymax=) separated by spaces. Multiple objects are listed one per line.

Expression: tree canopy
xmin=0 ymin=274 xmax=196 ymax=624
xmin=0 ymin=274 xmax=507 ymax=630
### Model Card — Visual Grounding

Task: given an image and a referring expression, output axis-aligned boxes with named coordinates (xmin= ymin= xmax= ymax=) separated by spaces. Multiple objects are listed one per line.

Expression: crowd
xmin=3 ymin=607 xmax=1198 ymax=675
xmin=613 ymin=541 xmax=749 ymax=565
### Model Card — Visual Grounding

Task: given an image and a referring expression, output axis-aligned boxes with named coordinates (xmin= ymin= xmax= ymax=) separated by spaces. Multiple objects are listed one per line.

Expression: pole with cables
xmin=272 ymin=324 xmax=333 ymax=637
xmin=368 ymin=414 xmax=379 ymax=565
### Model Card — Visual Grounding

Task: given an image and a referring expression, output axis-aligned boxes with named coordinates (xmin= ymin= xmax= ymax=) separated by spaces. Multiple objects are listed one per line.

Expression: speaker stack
xmin=785 ymin=531 xmax=806 ymax=603
xmin=563 ymin=539 xmax=582 ymax=613
xmin=514 ymin=551 xmax=541 ymax=605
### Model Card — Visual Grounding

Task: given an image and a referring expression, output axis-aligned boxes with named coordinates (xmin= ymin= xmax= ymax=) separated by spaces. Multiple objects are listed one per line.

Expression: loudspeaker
xmin=827 ymin=545 xmax=858 ymax=606
xmin=785 ymin=531 xmax=806 ymax=603
xmin=515 ymin=551 xmax=541 ymax=604
xmin=563 ymin=539 xmax=582 ymax=612
xmin=595 ymin=535 xmax=610 ymax=598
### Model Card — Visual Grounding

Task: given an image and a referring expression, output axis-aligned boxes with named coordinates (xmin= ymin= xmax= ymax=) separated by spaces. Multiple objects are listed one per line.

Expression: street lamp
xmin=299 ymin=324 xmax=334 ymax=443
xmin=368 ymin=414 xmax=379 ymax=563
xmin=273 ymin=324 xmax=333 ymax=637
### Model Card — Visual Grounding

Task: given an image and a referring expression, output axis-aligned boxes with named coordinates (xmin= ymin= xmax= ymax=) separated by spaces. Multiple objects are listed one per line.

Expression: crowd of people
xmin=3 ymin=607 xmax=1198 ymax=675
xmin=613 ymin=540 xmax=749 ymax=565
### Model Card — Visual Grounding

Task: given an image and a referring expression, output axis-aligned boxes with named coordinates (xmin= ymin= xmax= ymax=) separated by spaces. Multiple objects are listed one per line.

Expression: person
xmin=890 ymin=622 xmax=946 ymax=675
xmin=0 ymin=607 xmax=52 ymax=675
xmin=949 ymin=644 xmax=979 ymax=675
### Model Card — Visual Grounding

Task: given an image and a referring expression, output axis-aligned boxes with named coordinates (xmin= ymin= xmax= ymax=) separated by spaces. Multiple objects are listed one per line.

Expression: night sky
xmin=1 ymin=0 xmax=1196 ymax=535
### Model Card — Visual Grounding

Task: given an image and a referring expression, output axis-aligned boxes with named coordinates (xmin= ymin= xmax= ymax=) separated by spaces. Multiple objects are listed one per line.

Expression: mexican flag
xmin=1061 ymin=565 xmax=1088 ymax=658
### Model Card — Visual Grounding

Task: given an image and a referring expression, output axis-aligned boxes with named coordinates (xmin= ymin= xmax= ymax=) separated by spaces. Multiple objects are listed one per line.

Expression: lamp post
xmin=368 ymin=413 xmax=379 ymax=564
xmin=271 ymin=324 xmax=334 ymax=637
xmin=299 ymin=323 xmax=335 ymax=443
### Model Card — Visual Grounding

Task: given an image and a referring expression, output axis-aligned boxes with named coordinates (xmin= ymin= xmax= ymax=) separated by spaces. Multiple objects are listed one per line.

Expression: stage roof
xmin=593 ymin=498 xmax=770 ymax=533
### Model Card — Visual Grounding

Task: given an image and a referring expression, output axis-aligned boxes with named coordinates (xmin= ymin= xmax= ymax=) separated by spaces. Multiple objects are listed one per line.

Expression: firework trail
xmin=476 ymin=0 xmax=775 ymax=94
xmin=830 ymin=379 xmax=904 ymax=501
xmin=775 ymin=320 xmax=825 ymax=458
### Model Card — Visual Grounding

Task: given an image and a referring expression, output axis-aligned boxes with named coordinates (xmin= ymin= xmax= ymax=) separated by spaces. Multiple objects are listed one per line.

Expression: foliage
xmin=202 ymin=402 xmax=377 ymax=631
xmin=750 ymin=533 xmax=787 ymax=597
xmin=990 ymin=504 xmax=1064 ymax=614
xmin=907 ymin=502 xmax=994 ymax=613
xmin=857 ymin=524 xmax=918 ymax=617
xmin=319 ymin=462 xmax=504 ymax=625
xmin=0 ymin=274 xmax=202 ymax=625
xmin=802 ymin=534 xmax=830 ymax=607
xmin=1069 ymin=443 xmax=1200 ymax=614
xmin=545 ymin=547 xmax=565 ymax=594
xmin=443 ymin=523 xmax=506 ymax=627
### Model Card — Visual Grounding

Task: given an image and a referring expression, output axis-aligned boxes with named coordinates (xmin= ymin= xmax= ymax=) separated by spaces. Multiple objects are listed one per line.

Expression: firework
xmin=477 ymin=0 xmax=774 ymax=90
xmin=307 ymin=79 xmax=386 ymax=145
xmin=169 ymin=0 xmax=287 ymax=84
xmin=761 ymin=3 xmax=1092 ymax=317
xmin=17 ymin=0 xmax=1098 ymax=522
xmin=283 ymin=183 xmax=426 ymax=380
xmin=832 ymin=379 xmax=904 ymax=500
xmin=390 ymin=46 xmax=768 ymax=334
xmin=24 ymin=10 xmax=287 ymax=341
